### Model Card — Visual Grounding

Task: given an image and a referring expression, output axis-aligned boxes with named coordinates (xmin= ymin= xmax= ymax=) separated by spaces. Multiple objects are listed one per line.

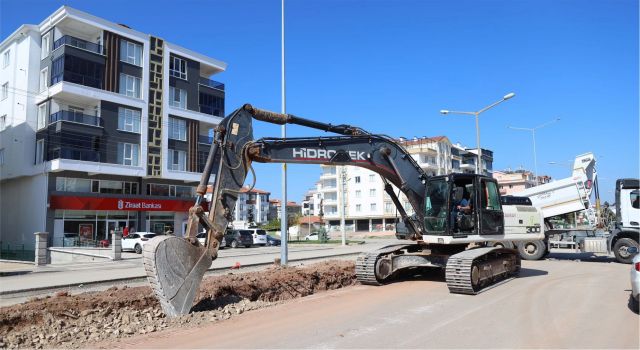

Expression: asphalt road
xmin=111 ymin=255 xmax=639 ymax=349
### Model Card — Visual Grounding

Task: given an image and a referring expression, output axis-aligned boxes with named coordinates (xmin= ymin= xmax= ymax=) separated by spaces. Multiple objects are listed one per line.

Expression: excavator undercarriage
xmin=143 ymin=104 xmax=539 ymax=317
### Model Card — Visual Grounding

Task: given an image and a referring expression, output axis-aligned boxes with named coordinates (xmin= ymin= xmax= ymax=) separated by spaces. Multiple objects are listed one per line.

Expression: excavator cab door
xmin=478 ymin=177 xmax=504 ymax=235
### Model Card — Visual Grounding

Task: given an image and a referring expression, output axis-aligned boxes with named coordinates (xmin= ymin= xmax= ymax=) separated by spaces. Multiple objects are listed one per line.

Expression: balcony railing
xmin=49 ymin=110 xmax=104 ymax=127
xmin=198 ymin=77 xmax=225 ymax=91
xmin=50 ymin=148 xmax=101 ymax=162
xmin=199 ymin=105 xmax=222 ymax=117
xmin=198 ymin=135 xmax=214 ymax=144
xmin=53 ymin=35 xmax=103 ymax=55
xmin=51 ymin=71 xmax=103 ymax=89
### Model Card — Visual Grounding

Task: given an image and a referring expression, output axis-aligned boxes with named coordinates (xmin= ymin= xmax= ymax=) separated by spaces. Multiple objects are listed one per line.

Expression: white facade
xmin=232 ymin=188 xmax=270 ymax=228
xmin=0 ymin=6 xmax=227 ymax=252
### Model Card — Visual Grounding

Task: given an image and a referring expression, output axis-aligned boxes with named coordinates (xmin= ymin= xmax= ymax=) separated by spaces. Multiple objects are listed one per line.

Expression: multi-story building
xmin=493 ymin=169 xmax=552 ymax=195
xmin=268 ymin=199 xmax=301 ymax=222
xmin=310 ymin=136 xmax=495 ymax=232
xmin=0 ymin=6 xmax=227 ymax=249
xmin=231 ymin=187 xmax=270 ymax=227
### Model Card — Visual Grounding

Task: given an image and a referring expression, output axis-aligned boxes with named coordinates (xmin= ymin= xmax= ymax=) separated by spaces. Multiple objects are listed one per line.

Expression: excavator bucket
xmin=143 ymin=236 xmax=212 ymax=317
xmin=143 ymin=106 xmax=255 ymax=317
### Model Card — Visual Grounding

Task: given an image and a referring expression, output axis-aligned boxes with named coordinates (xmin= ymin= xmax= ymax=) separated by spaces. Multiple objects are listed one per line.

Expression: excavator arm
xmin=144 ymin=104 xmax=429 ymax=316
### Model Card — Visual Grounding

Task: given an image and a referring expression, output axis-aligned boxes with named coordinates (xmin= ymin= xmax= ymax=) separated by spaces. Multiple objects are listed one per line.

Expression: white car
xmin=630 ymin=248 xmax=640 ymax=312
xmin=246 ymin=228 xmax=268 ymax=246
xmin=196 ymin=231 xmax=226 ymax=249
xmin=304 ymin=232 xmax=319 ymax=241
xmin=122 ymin=232 xmax=160 ymax=254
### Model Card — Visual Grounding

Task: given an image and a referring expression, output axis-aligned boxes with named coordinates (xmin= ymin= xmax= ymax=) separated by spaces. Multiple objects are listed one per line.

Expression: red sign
xmin=50 ymin=195 xmax=194 ymax=212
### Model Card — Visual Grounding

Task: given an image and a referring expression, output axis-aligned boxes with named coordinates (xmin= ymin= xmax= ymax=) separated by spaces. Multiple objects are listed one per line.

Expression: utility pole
xmin=280 ymin=0 xmax=288 ymax=265
xmin=340 ymin=166 xmax=347 ymax=246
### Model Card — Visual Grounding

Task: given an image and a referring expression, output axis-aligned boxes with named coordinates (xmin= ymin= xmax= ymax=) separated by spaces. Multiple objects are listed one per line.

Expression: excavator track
xmin=445 ymin=247 xmax=521 ymax=295
xmin=355 ymin=244 xmax=417 ymax=285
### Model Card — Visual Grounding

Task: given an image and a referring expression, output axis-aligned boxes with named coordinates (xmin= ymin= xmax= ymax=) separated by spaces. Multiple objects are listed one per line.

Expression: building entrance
xmin=106 ymin=220 xmax=127 ymax=240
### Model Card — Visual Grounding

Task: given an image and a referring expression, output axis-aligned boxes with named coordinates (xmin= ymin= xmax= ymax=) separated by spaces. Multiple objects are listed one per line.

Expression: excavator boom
xmin=143 ymin=104 xmax=429 ymax=316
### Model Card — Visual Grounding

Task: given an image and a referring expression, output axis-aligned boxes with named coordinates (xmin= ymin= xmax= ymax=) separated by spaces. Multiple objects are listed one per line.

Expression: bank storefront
xmin=49 ymin=195 xmax=192 ymax=246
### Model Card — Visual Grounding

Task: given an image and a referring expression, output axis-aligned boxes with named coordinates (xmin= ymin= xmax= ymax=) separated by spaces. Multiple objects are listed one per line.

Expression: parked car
xmin=246 ymin=228 xmax=268 ymax=246
xmin=224 ymin=229 xmax=254 ymax=248
xmin=122 ymin=232 xmax=160 ymax=254
xmin=266 ymin=235 xmax=281 ymax=246
xmin=196 ymin=231 xmax=226 ymax=249
xmin=305 ymin=232 xmax=319 ymax=241
xmin=630 ymin=247 xmax=640 ymax=312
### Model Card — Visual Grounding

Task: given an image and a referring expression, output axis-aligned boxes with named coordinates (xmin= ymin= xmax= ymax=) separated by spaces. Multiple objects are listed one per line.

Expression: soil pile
xmin=0 ymin=260 xmax=356 ymax=349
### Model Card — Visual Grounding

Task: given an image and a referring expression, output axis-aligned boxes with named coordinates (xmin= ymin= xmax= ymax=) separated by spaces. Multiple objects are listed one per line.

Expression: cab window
xmin=481 ymin=180 xmax=501 ymax=211
xmin=424 ymin=179 xmax=449 ymax=232
xmin=631 ymin=190 xmax=639 ymax=209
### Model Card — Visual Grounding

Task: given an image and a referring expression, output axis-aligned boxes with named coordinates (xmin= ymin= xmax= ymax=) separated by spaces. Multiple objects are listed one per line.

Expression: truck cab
xmin=611 ymin=178 xmax=640 ymax=263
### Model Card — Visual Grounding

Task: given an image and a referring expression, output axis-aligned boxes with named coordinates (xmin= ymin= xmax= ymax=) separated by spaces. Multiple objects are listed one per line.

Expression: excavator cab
xmin=424 ymin=173 xmax=504 ymax=237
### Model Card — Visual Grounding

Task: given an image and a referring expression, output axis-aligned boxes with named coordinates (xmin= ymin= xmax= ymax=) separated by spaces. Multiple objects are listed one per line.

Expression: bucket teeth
xmin=143 ymin=235 xmax=212 ymax=317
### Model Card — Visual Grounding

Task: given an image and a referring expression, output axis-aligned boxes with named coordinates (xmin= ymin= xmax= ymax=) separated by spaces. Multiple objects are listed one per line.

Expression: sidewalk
xmin=0 ymin=240 xmax=399 ymax=296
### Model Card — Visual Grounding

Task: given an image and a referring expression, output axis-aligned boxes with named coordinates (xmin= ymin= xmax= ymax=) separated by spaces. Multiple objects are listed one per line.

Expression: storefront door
xmin=106 ymin=220 xmax=127 ymax=240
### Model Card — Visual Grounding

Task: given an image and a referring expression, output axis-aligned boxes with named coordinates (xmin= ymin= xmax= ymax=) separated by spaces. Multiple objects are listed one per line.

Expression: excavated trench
xmin=0 ymin=260 xmax=356 ymax=349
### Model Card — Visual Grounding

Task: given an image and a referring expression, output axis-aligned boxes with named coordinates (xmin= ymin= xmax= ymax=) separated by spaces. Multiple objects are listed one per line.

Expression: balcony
xmin=52 ymin=71 xmax=103 ymax=90
xmin=198 ymin=77 xmax=225 ymax=91
xmin=198 ymin=135 xmax=214 ymax=144
xmin=198 ymin=105 xmax=223 ymax=117
xmin=50 ymin=148 xmax=101 ymax=162
xmin=53 ymin=35 xmax=103 ymax=55
xmin=49 ymin=110 xmax=104 ymax=127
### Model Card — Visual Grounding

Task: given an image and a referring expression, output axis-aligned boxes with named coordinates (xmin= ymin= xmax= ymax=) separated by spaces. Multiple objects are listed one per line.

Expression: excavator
xmin=143 ymin=104 xmax=545 ymax=317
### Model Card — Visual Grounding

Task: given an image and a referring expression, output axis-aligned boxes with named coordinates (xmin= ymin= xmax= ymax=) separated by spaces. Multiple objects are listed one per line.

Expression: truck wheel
xmin=517 ymin=240 xmax=546 ymax=260
xmin=613 ymin=238 xmax=639 ymax=264
xmin=134 ymin=244 xmax=142 ymax=254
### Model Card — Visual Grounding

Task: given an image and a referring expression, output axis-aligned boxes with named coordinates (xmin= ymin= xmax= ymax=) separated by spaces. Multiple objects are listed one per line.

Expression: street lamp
xmin=441 ymin=92 xmax=515 ymax=174
xmin=508 ymin=118 xmax=560 ymax=185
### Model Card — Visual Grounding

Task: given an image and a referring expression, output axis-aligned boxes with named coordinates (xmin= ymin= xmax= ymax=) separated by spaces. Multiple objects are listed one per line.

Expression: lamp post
xmin=441 ymin=92 xmax=515 ymax=174
xmin=508 ymin=118 xmax=560 ymax=185
xmin=280 ymin=0 xmax=288 ymax=265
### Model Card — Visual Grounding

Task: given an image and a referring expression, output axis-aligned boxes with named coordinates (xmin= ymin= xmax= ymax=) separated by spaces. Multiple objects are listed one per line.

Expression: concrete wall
xmin=0 ymin=174 xmax=48 ymax=249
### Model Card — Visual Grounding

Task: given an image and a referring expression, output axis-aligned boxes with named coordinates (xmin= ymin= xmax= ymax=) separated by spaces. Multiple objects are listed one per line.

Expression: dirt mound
xmin=0 ymin=260 xmax=356 ymax=349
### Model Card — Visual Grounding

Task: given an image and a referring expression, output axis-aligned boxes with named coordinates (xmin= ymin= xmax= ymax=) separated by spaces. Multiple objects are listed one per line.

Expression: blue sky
xmin=2 ymin=0 xmax=638 ymax=204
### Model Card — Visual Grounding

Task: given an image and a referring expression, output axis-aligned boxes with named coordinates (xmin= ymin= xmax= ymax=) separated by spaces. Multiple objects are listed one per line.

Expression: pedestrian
xmin=123 ymin=226 xmax=129 ymax=237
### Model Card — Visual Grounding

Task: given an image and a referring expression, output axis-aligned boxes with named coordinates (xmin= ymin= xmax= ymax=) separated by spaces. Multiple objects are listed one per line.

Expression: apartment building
xmin=268 ymin=199 xmax=302 ymax=222
xmin=0 ymin=6 xmax=227 ymax=249
xmin=230 ymin=187 xmax=270 ymax=227
xmin=310 ymin=136 xmax=495 ymax=232
xmin=493 ymin=169 xmax=552 ymax=195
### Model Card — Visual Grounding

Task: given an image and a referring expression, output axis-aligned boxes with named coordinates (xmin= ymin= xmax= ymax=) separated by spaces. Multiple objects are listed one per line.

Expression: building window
xmin=147 ymin=183 xmax=194 ymax=198
xmin=117 ymin=107 xmax=141 ymax=133
xmin=369 ymin=174 xmax=375 ymax=182
xmin=0 ymin=115 xmax=6 ymax=131
xmin=39 ymin=67 xmax=48 ymax=92
xmin=169 ymin=86 xmax=187 ymax=109
xmin=1 ymin=82 xmax=8 ymax=100
xmin=37 ymin=104 xmax=47 ymax=130
xmin=354 ymin=176 xmax=361 ymax=183
xmin=384 ymin=202 xmax=392 ymax=212
xmin=119 ymin=39 xmax=142 ymax=66
xmin=119 ymin=73 xmax=141 ymax=98
xmin=168 ymin=149 xmax=186 ymax=171
xmin=0 ymin=148 xmax=4 ymax=166
xmin=2 ymin=50 xmax=9 ymax=68
xmin=41 ymin=33 xmax=50 ymax=59
xmin=355 ymin=190 xmax=361 ymax=198
xmin=117 ymin=142 xmax=139 ymax=166
xmin=36 ymin=139 xmax=44 ymax=164
xmin=370 ymin=203 xmax=377 ymax=211
xmin=355 ymin=204 xmax=361 ymax=212
xmin=169 ymin=56 xmax=187 ymax=80
xmin=369 ymin=189 xmax=376 ymax=197
xmin=168 ymin=117 xmax=186 ymax=141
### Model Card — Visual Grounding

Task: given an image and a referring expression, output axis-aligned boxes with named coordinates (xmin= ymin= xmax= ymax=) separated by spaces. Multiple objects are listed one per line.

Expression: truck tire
xmin=517 ymin=240 xmax=546 ymax=260
xmin=613 ymin=238 xmax=639 ymax=264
